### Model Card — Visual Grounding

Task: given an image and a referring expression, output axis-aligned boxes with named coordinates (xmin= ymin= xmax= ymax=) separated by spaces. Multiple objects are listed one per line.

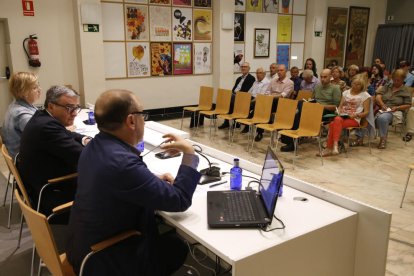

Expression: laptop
xmin=207 ymin=147 xmax=284 ymax=228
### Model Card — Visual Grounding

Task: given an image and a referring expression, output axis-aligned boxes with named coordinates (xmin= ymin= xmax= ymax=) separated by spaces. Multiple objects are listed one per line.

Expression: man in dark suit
xmin=18 ymin=85 xmax=90 ymax=215
xmin=66 ymin=89 xmax=201 ymax=275
xmin=218 ymin=62 xmax=255 ymax=129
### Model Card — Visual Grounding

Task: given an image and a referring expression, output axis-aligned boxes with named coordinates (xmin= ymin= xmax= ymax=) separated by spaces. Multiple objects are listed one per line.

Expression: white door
xmin=0 ymin=19 xmax=12 ymax=126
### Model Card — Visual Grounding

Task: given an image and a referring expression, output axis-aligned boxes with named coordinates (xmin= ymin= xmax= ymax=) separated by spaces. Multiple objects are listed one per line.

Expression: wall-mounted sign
xmin=22 ymin=0 xmax=34 ymax=16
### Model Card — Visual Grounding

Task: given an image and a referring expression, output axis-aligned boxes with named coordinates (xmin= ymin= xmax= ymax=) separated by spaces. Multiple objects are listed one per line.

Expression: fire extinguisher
xmin=23 ymin=34 xmax=41 ymax=67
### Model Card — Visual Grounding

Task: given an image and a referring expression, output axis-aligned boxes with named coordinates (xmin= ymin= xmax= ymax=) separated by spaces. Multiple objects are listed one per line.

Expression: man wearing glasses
xmin=18 ymin=85 xmax=90 ymax=216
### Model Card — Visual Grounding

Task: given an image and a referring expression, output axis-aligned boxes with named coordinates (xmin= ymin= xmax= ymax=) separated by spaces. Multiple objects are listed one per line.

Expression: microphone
xmin=142 ymin=141 xmax=166 ymax=157
xmin=193 ymin=145 xmax=222 ymax=185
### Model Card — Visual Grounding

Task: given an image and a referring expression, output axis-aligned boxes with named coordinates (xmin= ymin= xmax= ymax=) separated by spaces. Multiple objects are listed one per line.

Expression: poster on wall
xmin=149 ymin=0 xmax=171 ymax=5
xmin=173 ymin=43 xmax=193 ymax=74
xmin=324 ymin=7 xmax=348 ymax=68
xmin=345 ymin=6 xmax=370 ymax=68
xmin=234 ymin=43 xmax=245 ymax=73
xmin=263 ymin=0 xmax=278 ymax=13
xmin=172 ymin=0 xmax=192 ymax=6
xmin=128 ymin=0 xmax=148 ymax=3
xmin=254 ymin=28 xmax=270 ymax=58
xmin=278 ymin=0 xmax=292 ymax=14
xmin=194 ymin=42 xmax=212 ymax=74
xmin=246 ymin=0 xmax=262 ymax=12
xmin=127 ymin=42 xmax=150 ymax=77
xmin=234 ymin=13 xmax=245 ymax=42
xmin=172 ymin=8 xmax=192 ymax=41
xmin=125 ymin=5 xmax=149 ymax=41
xmin=194 ymin=9 xmax=212 ymax=41
xmin=149 ymin=6 xmax=172 ymax=41
xmin=194 ymin=0 xmax=211 ymax=8
xmin=151 ymin=42 xmax=172 ymax=76
xmin=235 ymin=0 xmax=246 ymax=12
xmin=277 ymin=44 xmax=290 ymax=69
xmin=277 ymin=15 xmax=292 ymax=43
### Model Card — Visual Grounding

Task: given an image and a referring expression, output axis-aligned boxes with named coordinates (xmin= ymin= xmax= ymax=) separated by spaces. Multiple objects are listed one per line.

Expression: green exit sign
xmin=83 ymin=24 xmax=99 ymax=32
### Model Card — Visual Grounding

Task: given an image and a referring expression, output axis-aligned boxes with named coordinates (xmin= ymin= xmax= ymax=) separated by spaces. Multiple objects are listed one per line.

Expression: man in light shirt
xmin=266 ymin=63 xmax=278 ymax=81
xmin=266 ymin=64 xmax=294 ymax=100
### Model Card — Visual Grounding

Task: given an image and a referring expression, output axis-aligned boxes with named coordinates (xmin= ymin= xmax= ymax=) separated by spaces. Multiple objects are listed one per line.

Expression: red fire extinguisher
xmin=23 ymin=34 xmax=41 ymax=67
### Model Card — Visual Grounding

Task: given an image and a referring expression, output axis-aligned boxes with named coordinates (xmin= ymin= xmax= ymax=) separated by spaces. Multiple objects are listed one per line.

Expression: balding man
xmin=66 ymin=90 xmax=201 ymax=275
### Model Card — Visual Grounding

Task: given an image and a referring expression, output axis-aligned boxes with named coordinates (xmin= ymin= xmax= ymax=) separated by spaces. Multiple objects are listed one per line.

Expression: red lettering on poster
xmin=22 ymin=0 xmax=34 ymax=16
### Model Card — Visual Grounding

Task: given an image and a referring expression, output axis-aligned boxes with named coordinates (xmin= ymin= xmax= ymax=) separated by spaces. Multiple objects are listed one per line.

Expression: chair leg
xmin=275 ymin=133 xmax=280 ymax=150
xmin=7 ymin=179 xmax=15 ymax=229
xmin=17 ymin=212 xmax=24 ymax=248
xmin=30 ymin=245 xmax=36 ymax=276
xmin=251 ymin=127 xmax=257 ymax=152
xmin=231 ymin=120 xmax=237 ymax=144
xmin=318 ymin=136 xmax=324 ymax=166
xmin=400 ymin=168 xmax=412 ymax=208
xmin=2 ymin=171 xmax=11 ymax=207
xmin=195 ymin=112 xmax=201 ymax=134
xmin=345 ymin=129 xmax=350 ymax=158
xmin=180 ymin=110 xmax=185 ymax=130
xmin=293 ymin=138 xmax=298 ymax=169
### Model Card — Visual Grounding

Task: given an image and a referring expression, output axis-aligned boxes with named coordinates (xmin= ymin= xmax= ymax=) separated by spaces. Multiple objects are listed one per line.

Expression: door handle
xmin=0 ymin=66 xmax=10 ymax=79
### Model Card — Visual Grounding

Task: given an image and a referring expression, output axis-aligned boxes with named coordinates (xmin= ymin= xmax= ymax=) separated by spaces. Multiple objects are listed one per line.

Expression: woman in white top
xmin=319 ymin=74 xmax=371 ymax=156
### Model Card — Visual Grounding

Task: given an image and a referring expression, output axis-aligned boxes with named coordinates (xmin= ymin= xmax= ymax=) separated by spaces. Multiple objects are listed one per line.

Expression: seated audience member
xmin=218 ymin=62 xmax=255 ymax=129
xmin=290 ymin=66 xmax=302 ymax=98
xmin=377 ymin=60 xmax=389 ymax=80
xmin=330 ymin=66 xmax=347 ymax=92
xmin=375 ymin=69 xmax=412 ymax=149
xmin=2 ymin=72 xmax=41 ymax=158
xmin=300 ymin=69 xmax=320 ymax=92
xmin=367 ymin=64 xmax=387 ymax=96
xmin=266 ymin=63 xmax=278 ymax=81
xmin=318 ymin=75 xmax=370 ymax=156
xmin=300 ymin=58 xmax=318 ymax=78
xmin=18 ymin=85 xmax=91 ymax=215
xmin=404 ymin=106 xmax=414 ymax=142
xmin=398 ymin=60 xmax=414 ymax=87
xmin=345 ymin=64 xmax=359 ymax=87
xmin=66 ymin=89 xmax=201 ymax=276
xmin=280 ymin=69 xmax=341 ymax=152
xmin=241 ymin=67 xmax=270 ymax=133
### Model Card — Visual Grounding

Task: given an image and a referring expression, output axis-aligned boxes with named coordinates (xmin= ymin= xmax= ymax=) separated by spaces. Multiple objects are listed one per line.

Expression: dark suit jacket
xmin=18 ymin=109 xmax=84 ymax=214
xmin=232 ymin=73 xmax=255 ymax=93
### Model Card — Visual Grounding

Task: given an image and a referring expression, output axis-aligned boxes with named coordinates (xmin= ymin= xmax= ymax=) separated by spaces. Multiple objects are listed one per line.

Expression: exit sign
xmin=83 ymin=24 xmax=99 ymax=32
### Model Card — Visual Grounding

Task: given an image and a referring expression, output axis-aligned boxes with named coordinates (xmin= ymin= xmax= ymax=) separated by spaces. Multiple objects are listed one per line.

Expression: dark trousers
xmin=190 ymin=112 xmax=204 ymax=128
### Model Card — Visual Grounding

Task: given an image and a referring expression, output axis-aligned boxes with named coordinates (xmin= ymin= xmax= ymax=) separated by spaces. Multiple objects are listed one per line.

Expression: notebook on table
xmin=207 ymin=147 xmax=284 ymax=228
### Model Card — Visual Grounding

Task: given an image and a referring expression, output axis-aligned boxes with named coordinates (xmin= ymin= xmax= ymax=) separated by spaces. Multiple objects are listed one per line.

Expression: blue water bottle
xmin=88 ymin=111 xmax=95 ymax=124
xmin=230 ymin=158 xmax=242 ymax=190
xmin=136 ymin=140 xmax=145 ymax=153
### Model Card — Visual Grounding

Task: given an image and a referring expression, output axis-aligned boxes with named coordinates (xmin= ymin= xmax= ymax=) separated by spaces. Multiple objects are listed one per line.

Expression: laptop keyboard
xmin=224 ymin=192 xmax=256 ymax=222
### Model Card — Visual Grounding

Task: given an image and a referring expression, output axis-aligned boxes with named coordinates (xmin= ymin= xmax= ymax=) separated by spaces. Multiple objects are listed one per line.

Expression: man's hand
xmin=160 ymin=133 xmax=194 ymax=154
xmin=158 ymin=173 xmax=175 ymax=185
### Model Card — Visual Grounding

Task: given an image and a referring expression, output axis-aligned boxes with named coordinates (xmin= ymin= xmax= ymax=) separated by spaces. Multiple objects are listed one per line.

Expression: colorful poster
xmin=125 ymin=5 xmax=149 ymax=41
xmin=263 ymin=0 xmax=278 ymax=13
xmin=193 ymin=0 xmax=211 ymax=8
xmin=246 ymin=0 xmax=262 ymax=12
xmin=172 ymin=0 xmax=191 ymax=6
xmin=324 ymin=7 xmax=348 ymax=68
xmin=345 ymin=7 xmax=370 ymax=68
xmin=151 ymin=42 xmax=172 ymax=76
xmin=194 ymin=42 xmax=211 ymax=74
xmin=127 ymin=0 xmax=148 ymax=3
xmin=172 ymin=8 xmax=192 ymax=41
xmin=173 ymin=43 xmax=193 ymax=74
xmin=126 ymin=42 xmax=150 ymax=77
xmin=234 ymin=13 xmax=245 ymax=42
xmin=149 ymin=6 xmax=172 ymax=41
xmin=277 ymin=15 xmax=292 ymax=43
xmin=235 ymin=0 xmax=246 ymax=12
xmin=278 ymin=0 xmax=292 ymax=14
xmin=234 ymin=43 xmax=245 ymax=73
xmin=193 ymin=9 xmax=212 ymax=41
xmin=149 ymin=0 xmax=171 ymax=5
xmin=277 ymin=44 xmax=290 ymax=69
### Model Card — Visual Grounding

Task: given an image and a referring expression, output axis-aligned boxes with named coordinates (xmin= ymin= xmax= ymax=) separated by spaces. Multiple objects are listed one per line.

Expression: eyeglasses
xmin=52 ymin=102 xmax=82 ymax=114
xmin=130 ymin=111 xmax=149 ymax=121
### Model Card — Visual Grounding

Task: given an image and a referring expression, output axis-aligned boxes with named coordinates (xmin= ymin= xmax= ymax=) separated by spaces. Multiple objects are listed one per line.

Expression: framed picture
xmin=234 ymin=13 xmax=245 ymax=42
xmin=254 ymin=28 xmax=270 ymax=58
xmin=234 ymin=43 xmax=245 ymax=73
xmin=235 ymin=0 xmax=246 ymax=12
xmin=194 ymin=9 xmax=212 ymax=41
xmin=193 ymin=0 xmax=211 ymax=8
xmin=149 ymin=0 xmax=171 ymax=5
xmin=150 ymin=42 xmax=172 ymax=76
xmin=173 ymin=43 xmax=193 ymax=75
xmin=126 ymin=42 xmax=150 ymax=77
xmin=194 ymin=42 xmax=211 ymax=74
xmin=324 ymin=7 xmax=348 ymax=68
xmin=172 ymin=0 xmax=191 ymax=6
xmin=277 ymin=44 xmax=290 ymax=69
xmin=263 ymin=0 xmax=278 ymax=13
xmin=246 ymin=0 xmax=262 ymax=12
xmin=279 ymin=0 xmax=292 ymax=14
xmin=172 ymin=7 xmax=192 ymax=41
xmin=125 ymin=5 xmax=149 ymax=41
xmin=345 ymin=6 xmax=370 ymax=68
xmin=149 ymin=6 xmax=172 ymax=41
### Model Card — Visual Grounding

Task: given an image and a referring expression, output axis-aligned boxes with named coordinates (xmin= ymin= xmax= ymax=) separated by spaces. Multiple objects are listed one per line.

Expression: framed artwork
xmin=125 ymin=5 xmax=149 ymax=41
xmin=126 ymin=42 xmax=150 ymax=77
xmin=246 ymin=0 xmax=262 ymax=12
xmin=172 ymin=8 xmax=192 ymax=41
xmin=151 ymin=42 xmax=172 ymax=76
xmin=277 ymin=15 xmax=292 ymax=43
xmin=194 ymin=42 xmax=211 ymax=74
xmin=263 ymin=0 xmax=278 ymax=13
xmin=172 ymin=0 xmax=192 ymax=6
xmin=173 ymin=43 xmax=193 ymax=74
xmin=254 ymin=28 xmax=270 ymax=57
xmin=193 ymin=0 xmax=211 ymax=8
xmin=324 ymin=7 xmax=348 ymax=68
xmin=345 ymin=6 xmax=370 ymax=68
xmin=235 ymin=0 xmax=246 ymax=12
xmin=149 ymin=6 xmax=172 ymax=41
xmin=193 ymin=9 xmax=212 ymax=41
xmin=234 ymin=43 xmax=245 ymax=73
xmin=278 ymin=0 xmax=292 ymax=14
xmin=234 ymin=13 xmax=245 ymax=42
xmin=126 ymin=0 xmax=148 ymax=3
xmin=277 ymin=44 xmax=290 ymax=69
xmin=149 ymin=0 xmax=171 ymax=5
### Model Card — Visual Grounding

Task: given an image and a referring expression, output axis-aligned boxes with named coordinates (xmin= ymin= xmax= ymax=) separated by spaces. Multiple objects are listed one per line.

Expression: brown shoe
xmin=377 ymin=138 xmax=386 ymax=149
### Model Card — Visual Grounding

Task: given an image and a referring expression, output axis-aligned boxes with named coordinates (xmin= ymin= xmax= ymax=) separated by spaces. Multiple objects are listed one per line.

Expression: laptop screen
xmin=259 ymin=147 xmax=284 ymax=217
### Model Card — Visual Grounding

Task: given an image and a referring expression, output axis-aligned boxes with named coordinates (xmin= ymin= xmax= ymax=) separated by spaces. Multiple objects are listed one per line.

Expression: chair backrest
xmin=298 ymin=102 xmax=324 ymax=136
xmin=214 ymin=89 xmax=232 ymax=113
xmin=273 ymin=98 xmax=298 ymax=128
xmin=198 ymin=86 xmax=214 ymax=110
xmin=14 ymin=190 xmax=72 ymax=276
xmin=1 ymin=145 xmax=32 ymax=208
xmin=232 ymin=92 xmax=252 ymax=117
xmin=252 ymin=94 xmax=273 ymax=121
xmin=296 ymin=90 xmax=313 ymax=101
